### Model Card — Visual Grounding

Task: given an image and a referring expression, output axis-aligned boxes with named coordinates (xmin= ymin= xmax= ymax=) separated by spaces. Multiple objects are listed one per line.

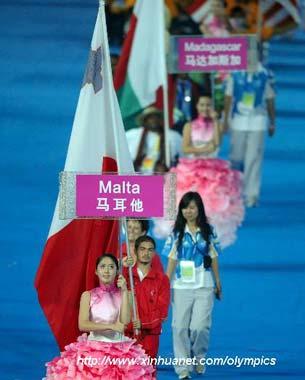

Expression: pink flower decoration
xmin=153 ymin=158 xmax=245 ymax=248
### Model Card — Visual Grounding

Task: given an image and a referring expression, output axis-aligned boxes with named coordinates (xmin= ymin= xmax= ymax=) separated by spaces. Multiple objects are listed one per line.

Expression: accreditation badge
xmin=141 ymin=157 xmax=155 ymax=172
xmin=241 ymin=91 xmax=255 ymax=109
xmin=180 ymin=260 xmax=196 ymax=283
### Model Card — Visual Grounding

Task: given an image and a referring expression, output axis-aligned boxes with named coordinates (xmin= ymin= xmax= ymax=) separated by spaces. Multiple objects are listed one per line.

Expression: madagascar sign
xmin=167 ymin=35 xmax=258 ymax=73
xmin=178 ymin=36 xmax=248 ymax=71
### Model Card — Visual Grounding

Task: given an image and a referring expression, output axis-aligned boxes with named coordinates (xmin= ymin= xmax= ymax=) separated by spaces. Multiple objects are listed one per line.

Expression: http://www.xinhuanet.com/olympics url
xmin=77 ymin=355 xmax=277 ymax=368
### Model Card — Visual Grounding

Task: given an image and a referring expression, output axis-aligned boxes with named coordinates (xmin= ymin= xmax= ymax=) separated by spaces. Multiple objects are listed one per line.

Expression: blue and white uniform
xmin=162 ymin=225 xmax=221 ymax=376
xmin=226 ymin=63 xmax=275 ymax=204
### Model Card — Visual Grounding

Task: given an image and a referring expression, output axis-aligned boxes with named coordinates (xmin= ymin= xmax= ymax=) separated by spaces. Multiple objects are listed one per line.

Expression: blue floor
xmin=1 ymin=1 xmax=305 ymax=379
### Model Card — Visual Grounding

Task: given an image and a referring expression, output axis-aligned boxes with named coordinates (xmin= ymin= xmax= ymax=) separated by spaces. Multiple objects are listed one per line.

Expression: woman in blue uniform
xmin=164 ymin=191 xmax=222 ymax=379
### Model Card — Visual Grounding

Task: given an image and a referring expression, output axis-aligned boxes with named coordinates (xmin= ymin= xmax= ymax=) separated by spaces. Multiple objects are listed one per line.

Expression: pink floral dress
xmin=45 ymin=283 xmax=155 ymax=379
xmin=153 ymin=117 xmax=244 ymax=248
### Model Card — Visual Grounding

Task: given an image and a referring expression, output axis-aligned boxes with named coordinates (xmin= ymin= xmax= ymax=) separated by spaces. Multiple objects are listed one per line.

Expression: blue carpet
xmin=1 ymin=2 xmax=305 ymax=379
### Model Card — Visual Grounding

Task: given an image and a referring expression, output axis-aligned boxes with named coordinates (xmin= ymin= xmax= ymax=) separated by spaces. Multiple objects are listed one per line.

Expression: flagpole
xmin=118 ymin=219 xmax=123 ymax=274
xmin=99 ymin=0 xmax=122 ymax=170
xmin=161 ymin=0 xmax=171 ymax=169
xmin=256 ymin=0 xmax=263 ymax=43
xmin=122 ymin=218 xmax=139 ymax=336
xmin=99 ymin=0 xmax=139 ymax=335
xmin=163 ymin=80 xmax=171 ymax=169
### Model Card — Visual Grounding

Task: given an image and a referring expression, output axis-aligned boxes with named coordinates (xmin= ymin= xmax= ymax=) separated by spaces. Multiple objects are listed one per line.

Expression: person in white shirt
xmin=126 ymin=107 xmax=183 ymax=173
xmin=224 ymin=62 xmax=276 ymax=207
xmin=163 ymin=191 xmax=222 ymax=380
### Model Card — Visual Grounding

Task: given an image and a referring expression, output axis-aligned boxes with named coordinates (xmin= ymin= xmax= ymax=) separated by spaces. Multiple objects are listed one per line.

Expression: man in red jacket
xmin=125 ymin=235 xmax=170 ymax=358
xmin=120 ymin=219 xmax=164 ymax=273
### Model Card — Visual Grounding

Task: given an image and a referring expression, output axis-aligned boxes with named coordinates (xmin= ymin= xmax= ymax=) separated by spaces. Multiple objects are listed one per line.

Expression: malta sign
xmin=76 ymin=175 xmax=164 ymax=218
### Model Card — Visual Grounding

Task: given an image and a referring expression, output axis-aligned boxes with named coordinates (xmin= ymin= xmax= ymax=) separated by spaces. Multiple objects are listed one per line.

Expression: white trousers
xmin=172 ymin=287 xmax=214 ymax=375
xmin=230 ymin=129 xmax=265 ymax=200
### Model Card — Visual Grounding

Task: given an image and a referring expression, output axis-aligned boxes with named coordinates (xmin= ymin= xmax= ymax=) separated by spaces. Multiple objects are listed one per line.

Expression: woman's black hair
xmin=95 ymin=253 xmax=119 ymax=270
xmin=173 ymin=191 xmax=212 ymax=251
xmin=197 ymin=90 xmax=212 ymax=99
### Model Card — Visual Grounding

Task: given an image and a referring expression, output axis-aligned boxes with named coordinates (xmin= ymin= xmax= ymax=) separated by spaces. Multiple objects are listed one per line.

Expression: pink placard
xmin=178 ymin=36 xmax=248 ymax=71
xmin=76 ymin=175 xmax=164 ymax=218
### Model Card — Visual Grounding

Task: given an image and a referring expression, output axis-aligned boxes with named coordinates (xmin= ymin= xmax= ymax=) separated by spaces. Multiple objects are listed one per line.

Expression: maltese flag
xmin=35 ymin=1 xmax=133 ymax=350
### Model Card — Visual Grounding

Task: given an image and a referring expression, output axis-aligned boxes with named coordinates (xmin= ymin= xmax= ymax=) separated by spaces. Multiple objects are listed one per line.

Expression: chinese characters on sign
xmin=76 ymin=175 xmax=164 ymax=218
xmin=178 ymin=36 xmax=248 ymax=72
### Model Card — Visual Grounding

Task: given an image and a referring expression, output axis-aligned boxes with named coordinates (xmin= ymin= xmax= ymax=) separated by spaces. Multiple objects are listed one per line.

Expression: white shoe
xmin=195 ymin=364 xmax=206 ymax=375
xmin=178 ymin=370 xmax=191 ymax=379
xmin=245 ymin=197 xmax=259 ymax=208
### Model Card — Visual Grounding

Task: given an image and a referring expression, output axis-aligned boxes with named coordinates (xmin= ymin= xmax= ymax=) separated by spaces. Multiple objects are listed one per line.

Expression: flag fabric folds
xmin=35 ymin=1 xmax=134 ymax=350
xmin=224 ymin=0 xmax=300 ymax=39
xmin=261 ymin=0 xmax=301 ymax=34
xmin=186 ymin=1 xmax=300 ymax=39
xmin=114 ymin=0 xmax=167 ymax=129
xmin=185 ymin=0 xmax=212 ymax=23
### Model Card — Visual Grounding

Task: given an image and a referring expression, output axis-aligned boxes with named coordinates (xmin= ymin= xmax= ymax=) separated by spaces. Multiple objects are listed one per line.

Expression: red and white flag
xmin=35 ymin=1 xmax=133 ymax=350
xmin=186 ymin=0 xmax=300 ymax=34
xmin=185 ymin=0 xmax=213 ymax=23
xmin=262 ymin=0 xmax=301 ymax=31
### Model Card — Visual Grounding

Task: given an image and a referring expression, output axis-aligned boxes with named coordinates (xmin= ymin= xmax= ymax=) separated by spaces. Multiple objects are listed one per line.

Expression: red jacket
xmin=125 ymin=265 xmax=170 ymax=336
xmin=119 ymin=242 xmax=164 ymax=273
